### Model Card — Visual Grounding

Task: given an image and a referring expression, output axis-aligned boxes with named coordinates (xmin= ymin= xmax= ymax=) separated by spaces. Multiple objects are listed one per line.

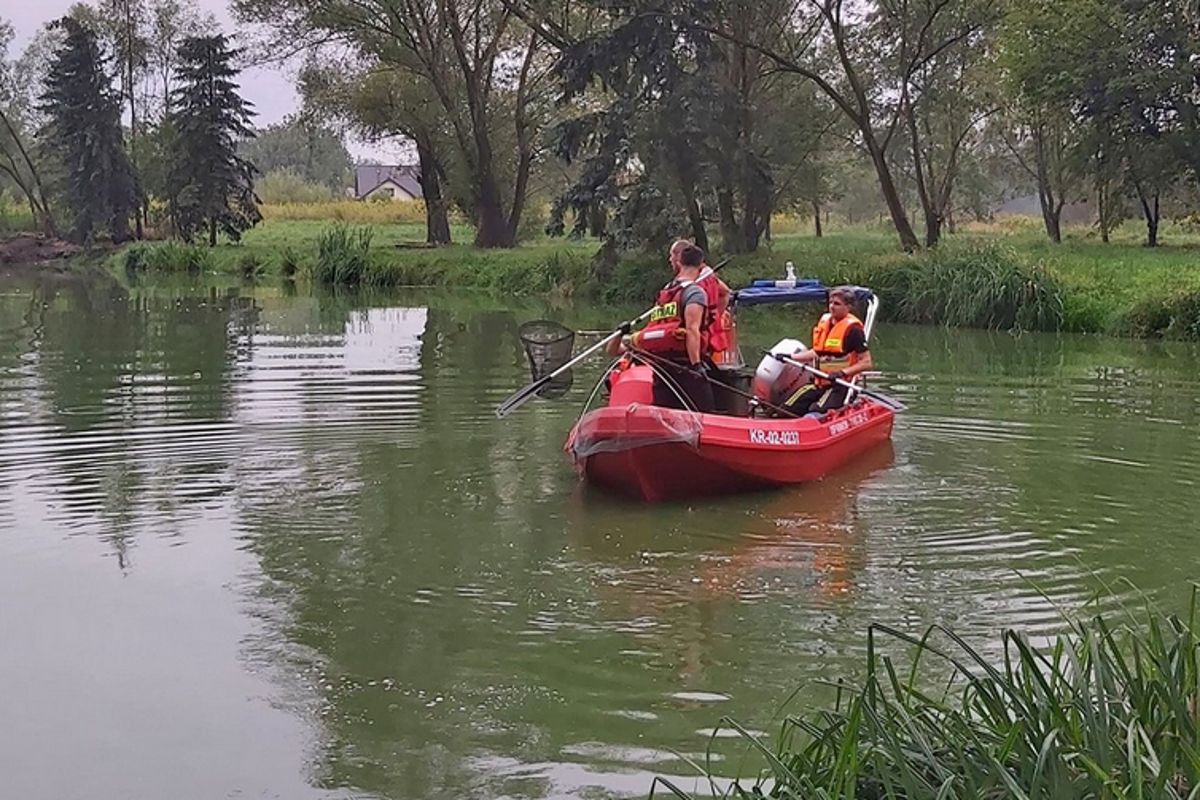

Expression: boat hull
xmin=566 ymin=395 xmax=895 ymax=502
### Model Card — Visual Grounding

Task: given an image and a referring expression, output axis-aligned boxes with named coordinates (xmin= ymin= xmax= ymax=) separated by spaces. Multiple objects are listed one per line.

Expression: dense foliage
xmin=167 ymin=35 xmax=260 ymax=245
xmin=37 ymin=17 xmax=139 ymax=244
xmin=2 ymin=0 xmax=1200 ymax=258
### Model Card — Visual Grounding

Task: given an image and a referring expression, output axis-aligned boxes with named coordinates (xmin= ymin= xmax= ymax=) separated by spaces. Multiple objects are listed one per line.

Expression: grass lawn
xmin=106 ymin=207 xmax=1200 ymax=338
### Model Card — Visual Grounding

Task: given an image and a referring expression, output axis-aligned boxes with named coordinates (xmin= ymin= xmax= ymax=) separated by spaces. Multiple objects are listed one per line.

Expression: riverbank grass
xmin=657 ymin=590 xmax=1200 ymax=799
xmin=109 ymin=214 xmax=1200 ymax=339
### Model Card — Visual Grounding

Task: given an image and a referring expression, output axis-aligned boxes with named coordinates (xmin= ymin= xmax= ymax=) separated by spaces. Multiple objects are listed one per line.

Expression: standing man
xmin=609 ymin=243 xmax=715 ymax=411
xmin=783 ymin=286 xmax=873 ymax=416
xmin=670 ymin=239 xmax=733 ymax=364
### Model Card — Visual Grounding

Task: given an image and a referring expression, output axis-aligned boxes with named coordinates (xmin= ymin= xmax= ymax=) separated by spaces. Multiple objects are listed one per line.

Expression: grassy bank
xmin=658 ymin=591 xmax=1200 ymax=799
xmin=106 ymin=211 xmax=1200 ymax=339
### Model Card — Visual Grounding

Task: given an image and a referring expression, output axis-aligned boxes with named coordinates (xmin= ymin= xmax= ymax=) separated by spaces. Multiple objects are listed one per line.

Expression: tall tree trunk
xmin=1137 ymin=187 xmax=1159 ymax=247
xmin=905 ymin=99 xmax=941 ymax=248
xmin=924 ymin=214 xmax=942 ymax=248
xmin=674 ymin=162 xmax=708 ymax=251
xmin=812 ymin=200 xmax=823 ymax=238
xmin=0 ymin=111 xmax=58 ymax=237
xmin=686 ymin=197 xmax=708 ymax=252
xmin=472 ymin=170 xmax=512 ymax=247
xmin=118 ymin=0 xmax=144 ymax=240
xmin=1040 ymin=198 xmax=1063 ymax=243
xmin=740 ymin=169 xmax=769 ymax=252
xmin=464 ymin=83 xmax=512 ymax=248
xmin=716 ymin=185 xmax=741 ymax=252
xmin=1096 ymin=169 xmax=1111 ymax=243
xmin=867 ymin=141 xmax=921 ymax=252
xmin=415 ymin=134 xmax=451 ymax=245
xmin=209 ymin=218 xmax=217 ymax=247
xmin=587 ymin=203 xmax=607 ymax=237
xmin=506 ymin=31 xmax=537 ymax=243
xmin=1035 ymin=168 xmax=1062 ymax=243
xmin=947 ymin=206 xmax=956 ymax=234
xmin=1033 ymin=122 xmax=1063 ymax=243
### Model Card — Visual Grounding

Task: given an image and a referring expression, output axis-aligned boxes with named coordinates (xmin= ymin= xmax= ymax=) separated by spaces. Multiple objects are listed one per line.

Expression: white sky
xmin=6 ymin=0 xmax=402 ymax=163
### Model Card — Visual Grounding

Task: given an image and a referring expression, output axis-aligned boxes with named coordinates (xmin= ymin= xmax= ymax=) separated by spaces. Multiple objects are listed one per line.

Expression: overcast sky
xmin=7 ymin=0 xmax=400 ymax=163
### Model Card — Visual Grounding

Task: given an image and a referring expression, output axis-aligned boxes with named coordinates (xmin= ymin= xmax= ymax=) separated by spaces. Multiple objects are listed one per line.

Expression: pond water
xmin=1 ymin=271 xmax=1197 ymax=799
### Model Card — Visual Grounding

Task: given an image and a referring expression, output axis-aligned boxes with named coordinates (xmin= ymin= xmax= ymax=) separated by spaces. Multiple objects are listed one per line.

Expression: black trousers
xmin=651 ymin=361 xmax=716 ymax=413
xmin=783 ymin=383 xmax=850 ymax=416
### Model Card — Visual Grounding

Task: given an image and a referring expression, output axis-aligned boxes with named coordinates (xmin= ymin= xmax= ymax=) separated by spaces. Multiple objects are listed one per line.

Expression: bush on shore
xmin=851 ymin=243 xmax=1065 ymax=332
xmin=120 ymin=240 xmax=212 ymax=273
xmin=101 ymin=219 xmax=1200 ymax=341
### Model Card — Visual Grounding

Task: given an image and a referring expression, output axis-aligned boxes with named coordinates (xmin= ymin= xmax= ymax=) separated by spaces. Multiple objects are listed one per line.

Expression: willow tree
xmin=0 ymin=20 xmax=57 ymax=236
xmin=298 ymin=59 xmax=454 ymax=245
xmin=236 ymin=0 xmax=550 ymax=248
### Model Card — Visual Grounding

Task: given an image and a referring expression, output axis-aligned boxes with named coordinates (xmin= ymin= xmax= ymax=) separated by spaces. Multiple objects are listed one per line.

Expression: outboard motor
xmin=753 ymin=338 xmax=809 ymax=406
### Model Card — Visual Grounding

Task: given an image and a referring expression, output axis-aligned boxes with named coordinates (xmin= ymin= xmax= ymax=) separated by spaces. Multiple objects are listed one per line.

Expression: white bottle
xmin=776 ymin=261 xmax=797 ymax=288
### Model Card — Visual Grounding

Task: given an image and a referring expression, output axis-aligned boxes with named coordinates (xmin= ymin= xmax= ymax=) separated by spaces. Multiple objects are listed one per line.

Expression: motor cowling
xmin=753 ymin=338 xmax=809 ymax=406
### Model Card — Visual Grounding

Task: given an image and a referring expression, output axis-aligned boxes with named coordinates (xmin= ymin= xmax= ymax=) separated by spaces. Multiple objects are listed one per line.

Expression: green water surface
xmin=0 ymin=270 xmax=1197 ymax=799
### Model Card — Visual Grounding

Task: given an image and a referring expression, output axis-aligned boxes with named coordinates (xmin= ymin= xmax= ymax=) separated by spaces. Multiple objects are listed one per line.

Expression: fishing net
xmin=518 ymin=320 xmax=575 ymax=399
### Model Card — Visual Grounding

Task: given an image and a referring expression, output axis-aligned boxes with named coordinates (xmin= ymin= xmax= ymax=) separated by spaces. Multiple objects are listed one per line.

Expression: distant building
xmin=354 ymin=164 xmax=423 ymax=201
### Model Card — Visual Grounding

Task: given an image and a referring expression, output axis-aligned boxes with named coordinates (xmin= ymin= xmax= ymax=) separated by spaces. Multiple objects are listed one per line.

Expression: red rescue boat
xmin=565 ymin=364 xmax=894 ymax=502
xmin=561 ymin=280 xmax=899 ymax=502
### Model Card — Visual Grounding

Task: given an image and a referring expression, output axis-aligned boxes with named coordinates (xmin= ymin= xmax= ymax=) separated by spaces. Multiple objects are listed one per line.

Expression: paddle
xmin=494 ymin=257 xmax=733 ymax=419
xmin=768 ymin=351 xmax=908 ymax=412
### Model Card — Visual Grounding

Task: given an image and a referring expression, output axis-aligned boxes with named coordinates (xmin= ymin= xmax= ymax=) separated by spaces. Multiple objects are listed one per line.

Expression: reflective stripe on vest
xmin=810 ymin=313 xmax=863 ymax=380
xmin=632 ymin=279 xmax=706 ymax=359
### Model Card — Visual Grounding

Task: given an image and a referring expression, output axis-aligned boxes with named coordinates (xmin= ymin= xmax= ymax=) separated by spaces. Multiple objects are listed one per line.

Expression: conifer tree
xmin=168 ymin=35 xmax=259 ymax=245
xmin=38 ymin=17 xmax=138 ymax=244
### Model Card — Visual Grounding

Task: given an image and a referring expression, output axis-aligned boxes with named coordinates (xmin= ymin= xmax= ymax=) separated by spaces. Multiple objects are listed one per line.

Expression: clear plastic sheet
xmin=569 ymin=403 xmax=704 ymax=461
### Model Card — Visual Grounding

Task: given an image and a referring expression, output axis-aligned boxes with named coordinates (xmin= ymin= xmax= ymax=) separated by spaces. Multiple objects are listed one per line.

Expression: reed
xmin=120 ymin=240 xmax=213 ymax=273
xmin=854 ymin=243 xmax=1065 ymax=332
xmin=311 ymin=223 xmax=373 ymax=285
xmin=654 ymin=588 xmax=1200 ymax=799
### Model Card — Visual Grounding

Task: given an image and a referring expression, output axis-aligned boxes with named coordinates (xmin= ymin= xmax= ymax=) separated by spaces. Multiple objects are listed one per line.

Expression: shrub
xmin=0 ymin=197 xmax=35 ymax=235
xmin=120 ymin=241 xmax=212 ymax=273
xmin=238 ymin=251 xmax=263 ymax=279
xmin=852 ymin=243 xmax=1065 ymax=332
xmin=255 ymin=168 xmax=336 ymax=204
xmin=312 ymin=224 xmax=373 ymax=285
xmin=278 ymin=246 xmax=302 ymax=278
xmin=1121 ymin=289 xmax=1200 ymax=340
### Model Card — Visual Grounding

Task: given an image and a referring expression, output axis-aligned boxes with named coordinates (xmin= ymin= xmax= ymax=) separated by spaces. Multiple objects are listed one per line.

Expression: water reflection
xmin=2 ymin=274 xmax=1200 ymax=799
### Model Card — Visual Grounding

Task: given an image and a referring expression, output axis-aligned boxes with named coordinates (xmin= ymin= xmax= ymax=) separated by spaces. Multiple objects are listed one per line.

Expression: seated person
xmin=783 ymin=286 xmax=873 ymax=417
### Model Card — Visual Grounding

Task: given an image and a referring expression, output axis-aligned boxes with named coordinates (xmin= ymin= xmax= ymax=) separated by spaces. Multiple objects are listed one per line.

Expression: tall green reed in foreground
xmin=655 ymin=589 xmax=1200 ymax=799
xmin=311 ymin=223 xmax=373 ymax=285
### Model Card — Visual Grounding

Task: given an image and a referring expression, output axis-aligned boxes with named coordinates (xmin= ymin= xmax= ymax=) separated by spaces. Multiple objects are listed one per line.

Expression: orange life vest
xmin=697 ymin=266 xmax=731 ymax=356
xmin=811 ymin=312 xmax=864 ymax=386
xmin=631 ymin=279 xmax=708 ymax=362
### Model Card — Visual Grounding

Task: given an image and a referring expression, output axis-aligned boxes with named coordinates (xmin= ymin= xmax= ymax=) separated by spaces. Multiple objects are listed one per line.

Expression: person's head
xmin=678 ymin=244 xmax=704 ymax=274
xmin=668 ymin=238 xmax=690 ymax=274
xmin=827 ymin=286 xmax=856 ymax=319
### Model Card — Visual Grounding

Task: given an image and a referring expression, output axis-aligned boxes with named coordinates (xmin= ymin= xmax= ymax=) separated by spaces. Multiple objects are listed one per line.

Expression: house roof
xmin=355 ymin=164 xmax=423 ymax=199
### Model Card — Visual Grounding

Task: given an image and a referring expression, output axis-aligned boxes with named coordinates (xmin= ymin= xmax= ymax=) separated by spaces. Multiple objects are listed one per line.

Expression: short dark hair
xmin=679 ymin=244 xmax=704 ymax=268
xmin=829 ymin=286 xmax=856 ymax=305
